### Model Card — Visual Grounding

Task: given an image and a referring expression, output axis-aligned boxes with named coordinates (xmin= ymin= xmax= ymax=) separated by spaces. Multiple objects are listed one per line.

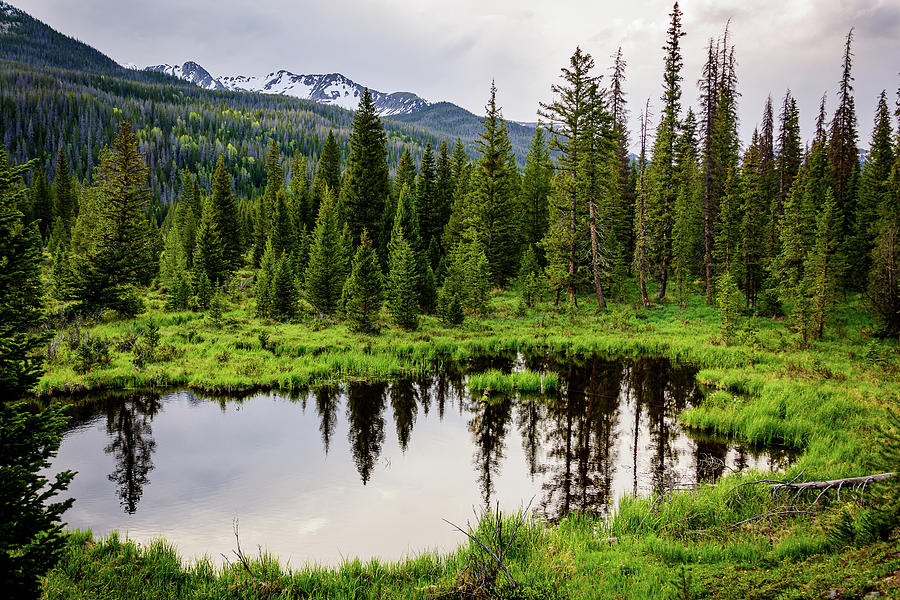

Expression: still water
xmin=48 ymin=354 xmax=792 ymax=566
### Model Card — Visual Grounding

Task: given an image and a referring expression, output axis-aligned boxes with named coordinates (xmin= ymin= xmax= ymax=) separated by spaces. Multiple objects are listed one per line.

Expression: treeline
xmin=0 ymin=61 xmax=451 ymax=217
xmin=6 ymin=2 xmax=900 ymax=342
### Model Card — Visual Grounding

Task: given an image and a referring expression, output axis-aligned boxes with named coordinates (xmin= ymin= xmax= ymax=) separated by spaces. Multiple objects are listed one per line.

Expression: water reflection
xmin=346 ymin=381 xmax=387 ymax=485
xmin=49 ymin=354 xmax=798 ymax=564
xmin=104 ymin=394 xmax=160 ymax=514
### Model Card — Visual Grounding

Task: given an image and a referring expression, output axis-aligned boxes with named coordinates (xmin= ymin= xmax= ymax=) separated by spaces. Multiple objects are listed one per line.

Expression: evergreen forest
xmin=2 ymin=1 xmax=900 ymax=599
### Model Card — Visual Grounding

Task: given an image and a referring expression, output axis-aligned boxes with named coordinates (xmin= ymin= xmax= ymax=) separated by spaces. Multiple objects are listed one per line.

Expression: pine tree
xmin=828 ymin=29 xmax=860 ymax=251
xmin=738 ymin=130 xmax=768 ymax=309
xmin=773 ymin=90 xmax=802 ymax=257
xmin=442 ymin=139 xmax=471 ymax=249
xmin=646 ymin=1 xmax=686 ymax=299
xmin=270 ymin=253 xmax=298 ymax=320
xmin=441 ymin=232 xmax=491 ymax=317
xmin=340 ymin=89 xmax=390 ymax=245
xmin=305 ymin=190 xmax=347 ymax=315
xmin=465 ymin=82 xmax=521 ymax=285
xmin=387 ymin=224 xmax=420 ymax=329
xmin=634 ymin=101 xmax=652 ymax=308
xmin=52 ymin=145 xmax=75 ymax=236
xmin=254 ymin=240 xmax=276 ymax=318
xmin=210 ymin=154 xmax=242 ymax=274
xmin=852 ymin=92 xmax=895 ymax=286
xmin=269 ymin=188 xmax=296 ymax=258
xmin=517 ymin=244 xmax=545 ymax=308
xmin=341 ymin=231 xmax=383 ymax=332
xmin=805 ymin=189 xmax=843 ymax=339
xmin=28 ymin=167 xmax=52 ymax=239
xmin=434 ymin=139 xmax=453 ymax=252
xmin=417 ymin=142 xmax=440 ymax=251
xmin=521 ymin=127 xmax=552 ymax=259
xmin=314 ymin=130 xmax=342 ymax=198
xmin=539 ymin=47 xmax=597 ymax=306
xmin=289 ymin=152 xmax=310 ymax=230
xmin=672 ymin=110 xmax=703 ymax=307
xmin=63 ymin=123 xmax=157 ymax=315
xmin=717 ymin=267 xmax=742 ymax=344
xmin=193 ymin=196 xmax=226 ymax=285
xmin=0 ymin=147 xmax=46 ymax=397
xmin=254 ymin=139 xmax=283 ymax=267
xmin=609 ymin=47 xmax=635 ymax=286
xmin=866 ymin=150 xmax=900 ymax=336
xmin=699 ymin=37 xmax=721 ymax=304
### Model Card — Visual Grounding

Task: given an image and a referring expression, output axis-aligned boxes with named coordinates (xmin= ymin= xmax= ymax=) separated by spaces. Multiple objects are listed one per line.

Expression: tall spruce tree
xmin=62 ymin=123 xmax=157 ymax=315
xmin=646 ymin=1 xmax=686 ymax=299
xmin=465 ymin=82 xmax=521 ymax=286
xmin=635 ymin=100 xmax=652 ymax=307
xmin=805 ymin=189 xmax=843 ymax=339
xmin=852 ymin=92 xmax=895 ymax=287
xmin=774 ymin=90 xmax=802 ymax=253
xmin=672 ymin=109 xmax=703 ymax=307
xmin=539 ymin=47 xmax=598 ymax=306
xmin=699 ymin=37 xmax=720 ymax=304
xmin=609 ymin=47 xmax=635 ymax=285
xmin=305 ymin=189 xmax=347 ymax=315
xmin=521 ymin=127 xmax=553 ymax=257
xmin=52 ymin=146 xmax=75 ymax=237
xmin=866 ymin=149 xmax=900 ymax=336
xmin=0 ymin=147 xmax=46 ymax=397
xmin=828 ymin=29 xmax=860 ymax=254
xmin=341 ymin=231 xmax=383 ymax=332
xmin=254 ymin=139 xmax=283 ymax=267
xmin=417 ymin=142 xmax=439 ymax=249
xmin=310 ymin=130 xmax=341 ymax=228
xmin=386 ymin=224 xmax=420 ymax=330
xmin=193 ymin=195 xmax=226 ymax=286
xmin=210 ymin=154 xmax=242 ymax=274
xmin=341 ymin=89 xmax=390 ymax=245
xmin=738 ymin=130 xmax=768 ymax=309
xmin=28 ymin=168 xmax=52 ymax=239
xmin=289 ymin=152 xmax=310 ymax=230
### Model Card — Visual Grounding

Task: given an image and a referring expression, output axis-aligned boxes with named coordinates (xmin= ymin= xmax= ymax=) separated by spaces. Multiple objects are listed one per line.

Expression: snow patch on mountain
xmin=146 ymin=61 xmax=429 ymax=115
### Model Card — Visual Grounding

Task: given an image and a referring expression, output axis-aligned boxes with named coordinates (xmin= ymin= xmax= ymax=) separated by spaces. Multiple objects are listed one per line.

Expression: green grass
xmin=37 ymin=284 xmax=900 ymax=599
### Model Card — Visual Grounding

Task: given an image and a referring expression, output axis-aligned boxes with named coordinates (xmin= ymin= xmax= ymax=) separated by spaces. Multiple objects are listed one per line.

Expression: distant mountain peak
xmin=146 ymin=60 xmax=430 ymax=116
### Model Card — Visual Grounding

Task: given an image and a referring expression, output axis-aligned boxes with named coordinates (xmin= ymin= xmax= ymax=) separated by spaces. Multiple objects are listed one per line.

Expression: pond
xmin=47 ymin=354 xmax=794 ymax=566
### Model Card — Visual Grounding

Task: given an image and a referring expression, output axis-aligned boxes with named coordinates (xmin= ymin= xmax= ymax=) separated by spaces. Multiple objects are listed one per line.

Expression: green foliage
xmin=59 ymin=123 xmax=156 ymax=316
xmin=464 ymin=83 xmax=522 ymax=285
xmin=443 ymin=235 xmax=491 ymax=316
xmin=340 ymin=89 xmax=389 ymax=245
xmin=517 ymin=245 xmax=545 ymax=309
xmin=386 ymin=225 xmax=420 ymax=330
xmin=270 ymin=254 xmax=298 ymax=321
xmin=717 ymin=269 xmax=743 ymax=344
xmin=165 ymin=271 xmax=191 ymax=312
xmin=0 ymin=402 xmax=74 ymax=600
xmin=72 ymin=333 xmax=111 ymax=374
xmin=0 ymin=147 xmax=46 ymax=398
xmin=192 ymin=196 xmax=227 ymax=285
xmin=305 ymin=190 xmax=347 ymax=315
xmin=341 ymin=232 xmax=383 ymax=333
xmin=254 ymin=241 xmax=276 ymax=318
xmin=521 ymin=127 xmax=552 ymax=256
xmin=209 ymin=154 xmax=242 ymax=274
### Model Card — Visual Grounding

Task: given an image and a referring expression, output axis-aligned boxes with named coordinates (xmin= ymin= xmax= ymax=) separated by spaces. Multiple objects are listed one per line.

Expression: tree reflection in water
xmin=104 ymin=394 xmax=161 ymax=514
xmin=469 ymin=394 xmax=513 ymax=506
xmin=390 ymin=380 xmax=418 ymax=452
xmin=346 ymin=381 xmax=387 ymax=485
xmin=315 ymin=386 xmax=339 ymax=455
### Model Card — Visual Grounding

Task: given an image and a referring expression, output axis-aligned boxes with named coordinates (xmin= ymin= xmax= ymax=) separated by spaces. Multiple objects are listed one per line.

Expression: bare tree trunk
xmin=637 ymin=100 xmax=651 ymax=308
xmin=588 ymin=197 xmax=606 ymax=309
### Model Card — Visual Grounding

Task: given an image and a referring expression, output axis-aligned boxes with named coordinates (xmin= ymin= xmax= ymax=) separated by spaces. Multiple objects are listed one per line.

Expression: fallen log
xmin=771 ymin=472 xmax=894 ymax=492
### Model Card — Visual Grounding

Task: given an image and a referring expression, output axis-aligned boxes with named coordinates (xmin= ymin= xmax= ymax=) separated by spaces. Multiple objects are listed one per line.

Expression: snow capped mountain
xmin=145 ymin=61 xmax=429 ymax=116
xmin=146 ymin=61 xmax=225 ymax=91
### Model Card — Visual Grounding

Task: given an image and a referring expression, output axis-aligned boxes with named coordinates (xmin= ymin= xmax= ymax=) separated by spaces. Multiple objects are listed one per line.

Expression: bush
xmin=72 ymin=333 xmax=111 ymax=374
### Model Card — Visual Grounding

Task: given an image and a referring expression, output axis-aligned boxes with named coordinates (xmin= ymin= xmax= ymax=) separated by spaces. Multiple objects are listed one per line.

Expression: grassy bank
xmin=38 ymin=287 xmax=900 ymax=598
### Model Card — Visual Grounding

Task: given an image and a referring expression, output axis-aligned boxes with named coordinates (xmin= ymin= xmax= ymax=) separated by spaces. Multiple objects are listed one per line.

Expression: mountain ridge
xmin=146 ymin=61 xmax=430 ymax=116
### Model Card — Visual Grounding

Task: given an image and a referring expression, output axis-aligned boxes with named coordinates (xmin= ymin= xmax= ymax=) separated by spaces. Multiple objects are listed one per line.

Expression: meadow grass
xmin=37 ymin=284 xmax=900 ymax=598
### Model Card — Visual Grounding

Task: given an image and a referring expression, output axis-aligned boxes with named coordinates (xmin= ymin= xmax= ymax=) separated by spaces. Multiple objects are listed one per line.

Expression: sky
xmin=13 ymin=0 xmax=900 ymax=153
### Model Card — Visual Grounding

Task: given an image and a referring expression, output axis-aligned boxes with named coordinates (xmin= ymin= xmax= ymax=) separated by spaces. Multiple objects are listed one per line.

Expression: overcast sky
xmin=13 ymin=0 xmax=900 ymax=153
